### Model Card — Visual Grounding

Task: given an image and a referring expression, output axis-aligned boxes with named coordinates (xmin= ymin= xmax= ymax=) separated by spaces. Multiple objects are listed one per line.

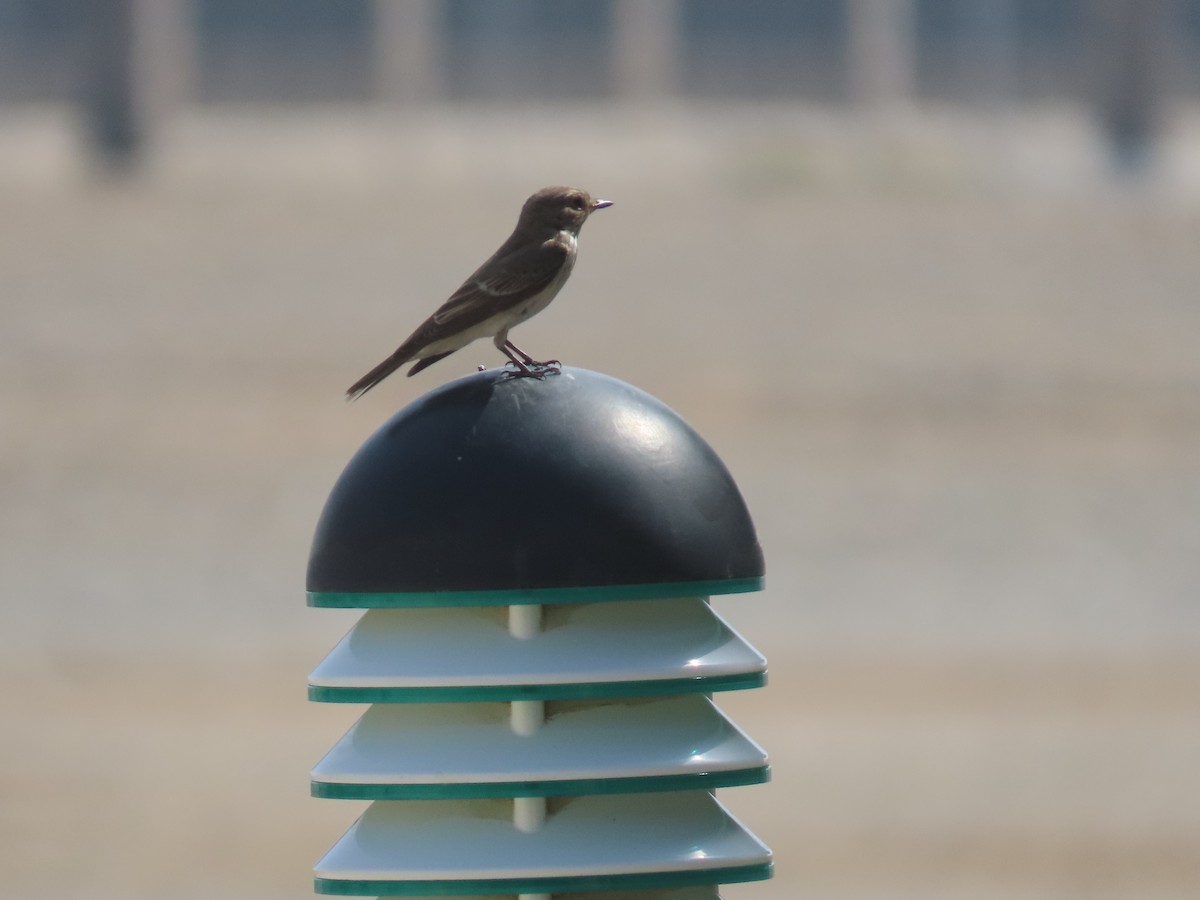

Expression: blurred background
xmin=2 ymin=2 xmax=1199 ymax=898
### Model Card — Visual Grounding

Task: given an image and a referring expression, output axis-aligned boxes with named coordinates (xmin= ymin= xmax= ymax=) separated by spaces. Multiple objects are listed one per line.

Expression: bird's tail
xmin=345 ymin=352 xmax=409 ymax=401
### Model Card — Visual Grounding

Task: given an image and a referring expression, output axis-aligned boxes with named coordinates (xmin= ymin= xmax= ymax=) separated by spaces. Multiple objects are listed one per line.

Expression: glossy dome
xmin=307 ymin=367 xmax=763 ymax=606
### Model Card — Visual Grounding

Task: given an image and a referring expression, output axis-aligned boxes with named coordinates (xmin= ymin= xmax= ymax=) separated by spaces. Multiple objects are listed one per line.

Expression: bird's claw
xmin=503 ymin=360 xmax=562 ymax=380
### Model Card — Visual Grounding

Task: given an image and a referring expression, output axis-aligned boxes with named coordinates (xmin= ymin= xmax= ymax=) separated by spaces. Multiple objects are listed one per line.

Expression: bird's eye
xmin=569 ymin=196 xmax=585 ymax=210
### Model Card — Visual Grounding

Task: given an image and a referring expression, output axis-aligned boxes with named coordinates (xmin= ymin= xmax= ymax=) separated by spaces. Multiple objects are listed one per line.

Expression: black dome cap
xmin=307 ymin=367 xmax=763 ymax=607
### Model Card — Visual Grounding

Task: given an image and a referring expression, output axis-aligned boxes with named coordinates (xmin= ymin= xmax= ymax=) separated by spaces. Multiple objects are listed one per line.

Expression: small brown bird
xmin=346 ymin=185 xmax=612 ymax=399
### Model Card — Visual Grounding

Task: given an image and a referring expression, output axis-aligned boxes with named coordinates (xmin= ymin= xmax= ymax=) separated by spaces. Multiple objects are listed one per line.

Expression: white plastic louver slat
xmin=311 ymin=694 xmax=768 ymax=788
xmin=308 ymin=598 xmax=765 ymax=691
xmin=314 ymin=792 xmax=771 ymax=883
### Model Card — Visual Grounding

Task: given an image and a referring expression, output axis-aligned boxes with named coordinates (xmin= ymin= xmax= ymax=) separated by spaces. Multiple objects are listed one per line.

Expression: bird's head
xmin=521 ymin=185 xmax=613 ymax=235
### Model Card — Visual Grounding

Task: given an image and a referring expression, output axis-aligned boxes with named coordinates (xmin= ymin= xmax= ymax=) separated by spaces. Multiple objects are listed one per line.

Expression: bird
xmin=346 ymin=185 xmax=612 ymax=400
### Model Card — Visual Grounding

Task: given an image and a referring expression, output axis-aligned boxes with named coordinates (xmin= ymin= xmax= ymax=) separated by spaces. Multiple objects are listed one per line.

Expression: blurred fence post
xmin=612 ymin=0 xmax=681 ymax=103
xmin=371 ymin=0 xmax=442 ymax=105
xmin=959 ymin=0 xmax=1018 ymax=110
xmin=1091 ymin=0 xmax=1171 ymax=176
xmin=847 ymin=0 xmax=916 ymax=110
xmin=80 ymin=0 xmax=194 ymax=173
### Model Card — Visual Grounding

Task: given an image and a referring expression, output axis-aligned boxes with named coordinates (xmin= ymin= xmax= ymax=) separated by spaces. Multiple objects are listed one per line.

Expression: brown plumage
xmin=346 ymin=185 xmax=611 ymax=400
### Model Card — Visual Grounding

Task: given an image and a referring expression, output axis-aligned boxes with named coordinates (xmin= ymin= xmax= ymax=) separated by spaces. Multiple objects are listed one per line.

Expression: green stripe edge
xmin=307 ymin=576 xmax=764 ymax=608
xmin=308 ymin=671 xmax=766 ymax=704
xmin=311 ymin=766 xmax=770 ymax=800
xmin=314 ymin=861 xmax=772 ymax=895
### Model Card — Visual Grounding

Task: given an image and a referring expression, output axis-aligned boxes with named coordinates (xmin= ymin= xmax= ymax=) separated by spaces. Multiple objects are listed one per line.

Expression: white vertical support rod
xmin=509 ymin=603 xmax=545 ymax=742
xmin=509 ymin=602 xmax=549 ymax=900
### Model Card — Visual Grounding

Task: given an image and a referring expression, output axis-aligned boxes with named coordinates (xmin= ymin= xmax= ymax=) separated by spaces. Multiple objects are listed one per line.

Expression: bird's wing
xmin=431 ymin=240 xmax=569 ymax=327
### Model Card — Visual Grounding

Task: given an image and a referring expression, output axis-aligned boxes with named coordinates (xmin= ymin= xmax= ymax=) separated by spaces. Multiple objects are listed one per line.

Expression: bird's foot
xmin=502 ymin=359 xmax=561 ymax=380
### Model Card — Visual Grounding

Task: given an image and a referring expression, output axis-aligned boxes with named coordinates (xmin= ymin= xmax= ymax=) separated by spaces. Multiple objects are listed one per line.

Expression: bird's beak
xmin=592 ymin=198 xmax=613 ymax=210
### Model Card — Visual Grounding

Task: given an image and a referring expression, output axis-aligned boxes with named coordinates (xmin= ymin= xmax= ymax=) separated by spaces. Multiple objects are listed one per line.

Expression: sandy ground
xmin=2 ymin=104 xmax=1199 ymax=899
